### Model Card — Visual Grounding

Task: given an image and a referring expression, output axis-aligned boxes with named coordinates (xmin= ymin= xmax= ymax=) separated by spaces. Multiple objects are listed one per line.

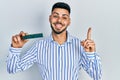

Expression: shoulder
xmin=34 ymin=36 xmax=51 ymax=45
xmin=69 ymin=34 xmax=81 ymax=43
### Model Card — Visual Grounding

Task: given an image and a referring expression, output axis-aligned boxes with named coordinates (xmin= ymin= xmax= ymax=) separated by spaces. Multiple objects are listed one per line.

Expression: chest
xmin=38 ymin=42 xmax=81 ymax=68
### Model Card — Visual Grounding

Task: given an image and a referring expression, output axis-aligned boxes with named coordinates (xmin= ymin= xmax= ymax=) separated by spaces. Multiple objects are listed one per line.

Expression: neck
xmin=52 ymin=31 xmax=67 ymax=45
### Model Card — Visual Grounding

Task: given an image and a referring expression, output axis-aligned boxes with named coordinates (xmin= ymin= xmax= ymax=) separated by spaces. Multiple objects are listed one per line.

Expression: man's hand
xmin=81 ymin=27 xmax=96 ymax=52
xmin=11 ymin=31 xmax=28 ymax=48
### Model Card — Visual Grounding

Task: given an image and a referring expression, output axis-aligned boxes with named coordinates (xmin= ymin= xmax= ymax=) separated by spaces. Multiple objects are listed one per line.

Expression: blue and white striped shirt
xmin=7 ymin=32 xmax=102 ymax=80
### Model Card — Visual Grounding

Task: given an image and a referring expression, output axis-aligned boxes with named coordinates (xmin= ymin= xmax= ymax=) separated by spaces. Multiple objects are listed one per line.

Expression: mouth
xmin=54 ymin=23 xmax=63 ymax=29
xmin=51 ymin=23 xmax=67 ymax=34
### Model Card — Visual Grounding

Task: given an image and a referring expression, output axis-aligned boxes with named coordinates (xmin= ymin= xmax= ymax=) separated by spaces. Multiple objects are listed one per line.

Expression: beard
xmin=50 ymin=24 xmax=67 ymax=34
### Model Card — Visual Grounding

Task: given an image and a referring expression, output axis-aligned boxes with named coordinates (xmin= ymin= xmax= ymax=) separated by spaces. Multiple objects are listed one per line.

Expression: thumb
xmin=81 ymin=40 xmax=84 ymax=46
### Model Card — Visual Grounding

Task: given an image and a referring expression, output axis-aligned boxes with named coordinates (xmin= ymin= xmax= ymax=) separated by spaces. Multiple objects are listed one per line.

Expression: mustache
xmin=54 ymin=22 xmax=65 ymax=26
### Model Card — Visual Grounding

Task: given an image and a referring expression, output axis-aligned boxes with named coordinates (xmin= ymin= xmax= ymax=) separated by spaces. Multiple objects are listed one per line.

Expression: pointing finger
xmin=87 ymin=27 xmax=92 ymax=40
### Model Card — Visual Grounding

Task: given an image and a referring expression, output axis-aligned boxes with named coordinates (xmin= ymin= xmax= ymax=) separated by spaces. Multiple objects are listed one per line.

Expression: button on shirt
xmin=7 ymin=32 xmax=102 ymax=80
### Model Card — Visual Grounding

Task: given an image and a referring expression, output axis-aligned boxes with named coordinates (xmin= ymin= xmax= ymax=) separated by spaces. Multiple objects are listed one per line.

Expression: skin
xmin=49 ymin=8 xmax=71 ymax=44
xmin=81 ymin=27 xmax=96 ymax=52
xmin=11 ymin=8 xmax=95 ymax=52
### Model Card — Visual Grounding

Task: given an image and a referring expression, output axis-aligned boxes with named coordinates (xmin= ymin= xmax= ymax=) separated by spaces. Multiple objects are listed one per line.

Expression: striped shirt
xmin=7 ymin=32 xmax=102 ymax=80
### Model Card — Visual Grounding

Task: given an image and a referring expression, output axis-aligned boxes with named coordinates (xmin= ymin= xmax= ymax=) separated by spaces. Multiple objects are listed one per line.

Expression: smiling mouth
xmin=54 ymin=23 xmax=63 ymax=29
xmin=51 ymin=23 xmax=67 ymax=34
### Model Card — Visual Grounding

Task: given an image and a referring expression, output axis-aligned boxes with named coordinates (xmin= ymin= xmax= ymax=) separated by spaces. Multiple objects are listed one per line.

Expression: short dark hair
xmin=52 ymin=2 xmax=71 ymax=14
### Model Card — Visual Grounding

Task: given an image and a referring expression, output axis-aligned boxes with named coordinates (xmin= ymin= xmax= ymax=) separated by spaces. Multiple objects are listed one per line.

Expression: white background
xmin=0 ymin=0 xmax=120 ymax=80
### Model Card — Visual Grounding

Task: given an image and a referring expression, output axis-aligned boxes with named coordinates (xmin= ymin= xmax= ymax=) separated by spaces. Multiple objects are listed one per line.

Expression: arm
xmin=80 ymin=28 xmax=102 ymax=80
xmin=81 ymin=51 xmax=102 ymax=80
xmin=7 ymin=45 xmax=37 ymax=73
xmin=7 ymin=31 xmax=37 ymax=73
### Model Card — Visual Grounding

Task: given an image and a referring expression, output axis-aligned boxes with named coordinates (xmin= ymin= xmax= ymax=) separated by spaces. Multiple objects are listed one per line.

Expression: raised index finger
xmin=87 ymin=27 xmax=92 ymax=40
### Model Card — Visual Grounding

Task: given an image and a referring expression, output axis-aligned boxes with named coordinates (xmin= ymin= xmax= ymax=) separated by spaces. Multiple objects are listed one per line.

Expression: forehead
xmin=52 ymin=8 xmax=70 ymax=16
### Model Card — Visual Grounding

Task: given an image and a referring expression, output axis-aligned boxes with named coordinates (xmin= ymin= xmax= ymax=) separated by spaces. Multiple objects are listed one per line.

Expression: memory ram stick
xmin=22 ymin=33 xmax=43 ymax=39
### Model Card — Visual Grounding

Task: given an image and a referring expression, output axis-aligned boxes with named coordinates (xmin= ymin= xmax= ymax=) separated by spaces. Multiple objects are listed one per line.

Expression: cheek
xmin=65 ymin=21 xmax=70 ymax=26
xmin=50 ymin=18 xmax=56 ymax=24
xmin=49 ymin=16 xmax=54 ymax=23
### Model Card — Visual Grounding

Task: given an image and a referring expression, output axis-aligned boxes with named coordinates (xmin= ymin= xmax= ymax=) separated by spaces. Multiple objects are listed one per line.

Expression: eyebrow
xmin=52 ymin=12 xmax=69 ymax=17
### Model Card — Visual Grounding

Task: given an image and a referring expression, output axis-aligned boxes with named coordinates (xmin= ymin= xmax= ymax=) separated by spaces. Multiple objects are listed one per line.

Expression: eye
xmin=53 ymin=15 xmax=59 ymax=18
xmin=62 ymin=17 xmax=67 ymax=20
xmin=62 ymin=16 xmax=69 ymax=20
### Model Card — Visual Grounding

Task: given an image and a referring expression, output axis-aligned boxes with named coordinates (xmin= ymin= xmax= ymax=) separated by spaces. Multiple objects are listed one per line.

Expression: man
xmin=7 ymin=2 xmax=102 ymax=80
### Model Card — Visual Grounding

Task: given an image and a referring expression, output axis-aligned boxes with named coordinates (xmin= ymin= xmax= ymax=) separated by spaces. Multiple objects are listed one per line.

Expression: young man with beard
xmin=7 ymin=2 xmax=102 ymax=80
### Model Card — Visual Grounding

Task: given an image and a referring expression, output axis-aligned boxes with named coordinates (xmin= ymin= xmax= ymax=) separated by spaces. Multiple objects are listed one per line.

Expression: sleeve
xmin=81 ymin=49 xmax=102 ymax=80
xmin=7 ymin=42 xmax=38 ymax=74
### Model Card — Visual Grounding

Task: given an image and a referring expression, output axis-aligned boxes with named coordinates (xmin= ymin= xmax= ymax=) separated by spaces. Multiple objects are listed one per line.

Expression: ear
xmin=69 ymin=18 xmax=71 ymax=24
xmin=49 ymin=15 xmax=51 ymax=22
xmin=68 ymin=17 xmax=71 ymax=26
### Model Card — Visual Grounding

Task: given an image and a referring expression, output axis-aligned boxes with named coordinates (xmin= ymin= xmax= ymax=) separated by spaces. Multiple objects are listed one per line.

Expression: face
xmin=49 ymin=8 xmax=71 ymax=34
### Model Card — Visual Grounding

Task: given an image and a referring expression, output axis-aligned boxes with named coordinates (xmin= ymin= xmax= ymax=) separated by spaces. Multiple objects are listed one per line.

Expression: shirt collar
xmin=48 ymin=31 xmax=73 ymax=44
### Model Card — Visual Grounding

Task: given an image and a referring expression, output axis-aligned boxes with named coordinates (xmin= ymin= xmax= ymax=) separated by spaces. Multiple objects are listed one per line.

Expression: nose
xmin=57 ymin=17 xmax=62 ymax=23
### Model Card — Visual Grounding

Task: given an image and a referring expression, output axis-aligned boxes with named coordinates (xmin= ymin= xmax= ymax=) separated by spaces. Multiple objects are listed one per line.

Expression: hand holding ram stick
xmin=11 ymin=31 xmax=43 ymax=48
